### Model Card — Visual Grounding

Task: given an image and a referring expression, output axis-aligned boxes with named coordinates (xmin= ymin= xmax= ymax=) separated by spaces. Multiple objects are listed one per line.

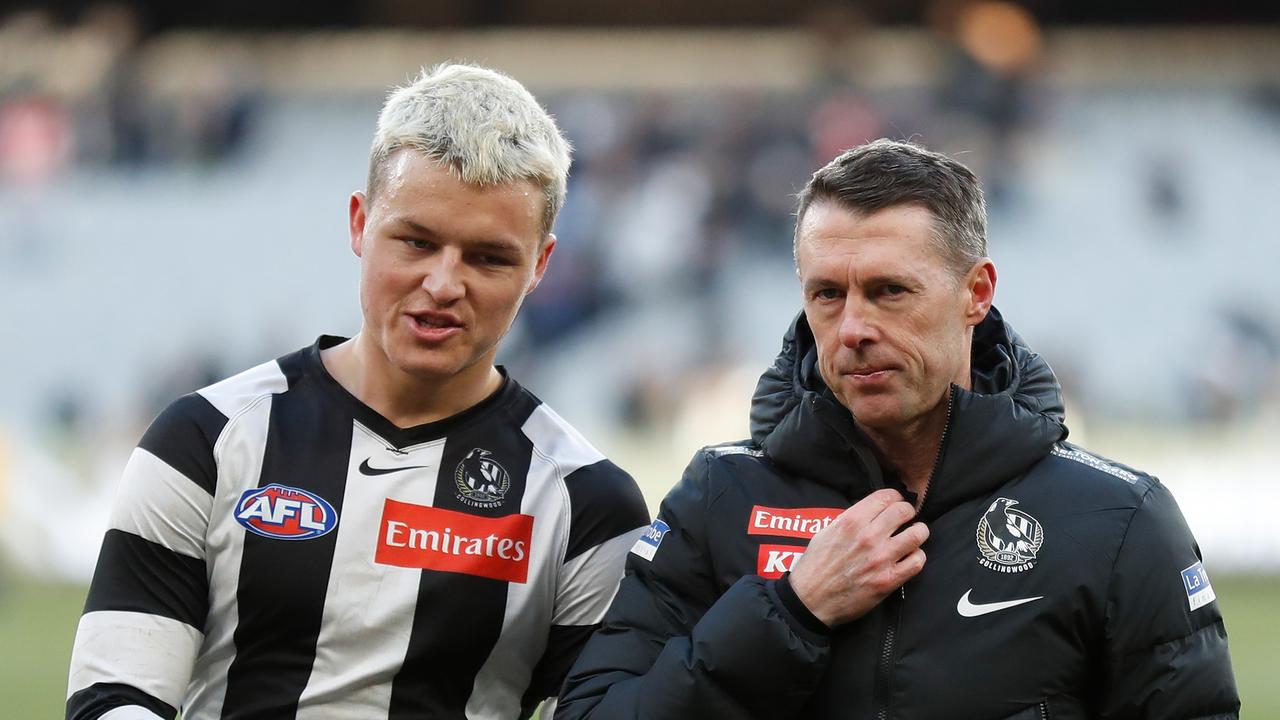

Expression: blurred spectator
xmin=927 ymin=0 xmax=1044 ymax=209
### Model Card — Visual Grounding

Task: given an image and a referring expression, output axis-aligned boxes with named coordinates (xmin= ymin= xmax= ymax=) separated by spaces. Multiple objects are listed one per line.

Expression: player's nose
xmin=421 ymin=250 xmax=465 ymax=303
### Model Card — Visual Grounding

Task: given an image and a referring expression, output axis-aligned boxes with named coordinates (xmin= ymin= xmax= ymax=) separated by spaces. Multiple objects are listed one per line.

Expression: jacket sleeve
xmin=67 ymin=394 xmax=223 ymax=720
xmin=1099 ymin=481 xmax=1239 ymax=719
xmin=557 ymin=451 xmax=831 ymax=720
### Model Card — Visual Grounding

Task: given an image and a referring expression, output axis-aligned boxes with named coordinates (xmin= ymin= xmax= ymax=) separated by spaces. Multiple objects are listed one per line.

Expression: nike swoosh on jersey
xmin=358 ymin=458 xmax=429 ymax=476
xmin=956 ymin=589 xmax=1044 ymax=617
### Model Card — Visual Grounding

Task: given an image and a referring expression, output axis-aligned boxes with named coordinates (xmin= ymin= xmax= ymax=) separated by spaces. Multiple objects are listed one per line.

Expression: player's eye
xmin=403 ymin=238 xmax=433 ymax=251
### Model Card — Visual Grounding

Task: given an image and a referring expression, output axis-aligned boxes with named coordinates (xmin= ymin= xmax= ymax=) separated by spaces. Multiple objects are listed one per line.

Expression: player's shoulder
xmin=195 ymin=355 xmax=292 ymax=421
xmin=516 ymin=394 xmax=609 ymax=467
xmin=1036 ymin=441 xmax=1158 ymax=500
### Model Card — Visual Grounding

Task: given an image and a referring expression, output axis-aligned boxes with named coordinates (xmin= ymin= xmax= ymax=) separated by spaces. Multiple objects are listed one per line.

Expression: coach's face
xmin=796 ymin=201 xmax=993 ymax=436
xmin=349 ymin=149 xmax=553 ymax=384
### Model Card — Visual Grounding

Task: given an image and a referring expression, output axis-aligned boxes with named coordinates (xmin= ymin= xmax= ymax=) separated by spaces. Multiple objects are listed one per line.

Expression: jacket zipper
xmin=874 ymin=386 xmax=955 ymax=720
xmin=874 ymin=588 xmax=905 ymax=720
xmin=1039 ymin=700 xmax=1051 ymax=719
xmin=914 ymin=385 xmax=956 ymax=513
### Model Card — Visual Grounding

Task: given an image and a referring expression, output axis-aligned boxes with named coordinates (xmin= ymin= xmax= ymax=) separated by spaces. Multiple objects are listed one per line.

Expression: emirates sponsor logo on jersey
xmin=235 ymin=484 xmax=338 ymax=541
xmin=375 ymin=499 xmax=534 ymax=583
xmin=976 ymin=498 xmax=1045 ymax=574
xmin=747 ymin=505 xmax=841 ymax=540
xmin=757 ymin=544 xmax=806 ymax=579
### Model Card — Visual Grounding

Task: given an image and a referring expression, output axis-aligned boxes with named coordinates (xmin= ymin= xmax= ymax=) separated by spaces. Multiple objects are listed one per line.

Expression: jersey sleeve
xmin=519 ymin=459 xmax=650 ymax=718
xmin=1098 ymin=481 xmax=1240 ymax=719
xmin=67 ymin=394 xmax=226 ymax=720
xmin=556 ymin=451 xmax=831 ymax=720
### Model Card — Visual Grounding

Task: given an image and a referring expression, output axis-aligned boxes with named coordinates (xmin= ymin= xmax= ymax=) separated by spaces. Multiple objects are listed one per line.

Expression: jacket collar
xmin=748 ymin=307 xmax=1067 ymax=519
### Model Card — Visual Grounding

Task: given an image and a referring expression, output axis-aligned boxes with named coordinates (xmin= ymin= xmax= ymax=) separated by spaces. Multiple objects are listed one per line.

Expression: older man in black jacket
xmin=558 ymin=139 xmax=1238 ymax=719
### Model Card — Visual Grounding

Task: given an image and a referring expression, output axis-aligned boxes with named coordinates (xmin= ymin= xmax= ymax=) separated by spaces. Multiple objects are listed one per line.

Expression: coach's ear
xmin=962 ymin=258 xmax=997 ymax=327
xmin=349 ymin=191 xmax=368 ymax=258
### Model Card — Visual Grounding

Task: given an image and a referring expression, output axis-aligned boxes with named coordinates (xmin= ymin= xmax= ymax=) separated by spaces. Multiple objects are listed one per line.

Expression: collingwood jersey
xmin=67 ymin=337 xmax=650 ymax=720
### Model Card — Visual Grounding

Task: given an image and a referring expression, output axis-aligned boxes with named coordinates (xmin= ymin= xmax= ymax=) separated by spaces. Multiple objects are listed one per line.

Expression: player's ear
xmin=962 ymin=258 xmax=997 ymax=326
xmin=349 ymin=191 xmax=369 ymax=258
xmin=526 ymin=233 xmax=556 ymax=295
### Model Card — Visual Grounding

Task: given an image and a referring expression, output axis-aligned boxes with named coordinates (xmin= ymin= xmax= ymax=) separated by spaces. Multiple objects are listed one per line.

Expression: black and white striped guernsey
xmin=67 ymin=336 xmax=650 ymax=720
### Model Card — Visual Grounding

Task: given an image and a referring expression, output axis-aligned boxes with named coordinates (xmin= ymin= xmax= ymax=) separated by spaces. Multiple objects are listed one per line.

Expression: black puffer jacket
xmin=558 ymin=309 xmax=1239 ymax=719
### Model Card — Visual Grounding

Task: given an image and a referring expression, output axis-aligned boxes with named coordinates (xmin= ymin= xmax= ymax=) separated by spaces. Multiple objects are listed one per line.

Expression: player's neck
xmin=321 ymin=337 xmax=503 ymax=428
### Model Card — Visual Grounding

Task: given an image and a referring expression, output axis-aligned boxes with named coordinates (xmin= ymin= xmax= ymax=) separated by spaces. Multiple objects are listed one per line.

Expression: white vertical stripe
xmin=553 ymin=529 xmax=645 ymax=626
xmin=519 ymin=405 xmax=606 ymax=476
xmin=109 ymin=448 xmax=213 ymax=559
xmin=68 ymin=611 xmax=203 ymax=707
xmin=182 ymin=391 xmax=278 ymax=720
xmin=295 ymin=426 xmax=445 ymax=719
xmin=464 ymin=404 xmax=609 ymax=719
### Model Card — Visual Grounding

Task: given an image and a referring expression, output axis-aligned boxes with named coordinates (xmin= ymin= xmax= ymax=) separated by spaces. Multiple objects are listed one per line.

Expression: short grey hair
xmin=794 ymin=139 xmax=987 ymax=279
xmin=368 ymin=63 xmax=572 ymax=237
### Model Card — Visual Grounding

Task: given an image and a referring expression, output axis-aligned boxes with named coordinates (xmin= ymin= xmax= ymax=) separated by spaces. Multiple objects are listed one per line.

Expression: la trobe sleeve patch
xmin=1181 ymin=561 xmax=1217 ymax=611
xmin=630 ymin=519 xmax=670 ymax=561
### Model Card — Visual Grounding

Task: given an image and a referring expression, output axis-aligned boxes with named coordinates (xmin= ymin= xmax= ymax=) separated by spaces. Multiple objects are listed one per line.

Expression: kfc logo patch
xmin=375 ymin=499 xmax=533 ymax=583
xmin=748 ymin=506 xmax=841 ymax=540
xmin=235 ymin=484 xmax=338 ymax=541
xmin=757 ymin=544 xmax=806 ymax=579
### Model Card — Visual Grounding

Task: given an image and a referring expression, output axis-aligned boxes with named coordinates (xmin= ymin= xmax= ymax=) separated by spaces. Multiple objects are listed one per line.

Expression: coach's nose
xmin=837 ymin=296 xmax=880 ymax=349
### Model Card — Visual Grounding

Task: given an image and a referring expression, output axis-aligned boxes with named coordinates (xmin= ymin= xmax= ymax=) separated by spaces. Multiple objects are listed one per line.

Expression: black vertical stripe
xmin=387 ymin=399 xmax=537 ymax=718
xmin=220 ymin=364 xmax=353 ymax=719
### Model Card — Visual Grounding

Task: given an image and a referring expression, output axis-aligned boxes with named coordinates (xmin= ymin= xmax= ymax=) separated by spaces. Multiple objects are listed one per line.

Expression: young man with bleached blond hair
xmin=68 ymin=63 xmax=648 ymax=720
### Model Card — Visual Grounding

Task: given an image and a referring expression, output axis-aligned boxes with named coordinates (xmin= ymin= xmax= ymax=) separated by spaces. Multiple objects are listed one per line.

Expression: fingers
xmin=887 ymin=521 xmax=930 ymax=560
xmin=840 ymin=488 xmax=905 ymax=527
xmin=896 ymin=548 xmax=927 ymax=579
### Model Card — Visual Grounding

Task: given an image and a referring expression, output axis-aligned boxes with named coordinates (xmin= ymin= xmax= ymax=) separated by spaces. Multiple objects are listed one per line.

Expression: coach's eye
xmin=814 ymin=288 xmax=842 ymax=301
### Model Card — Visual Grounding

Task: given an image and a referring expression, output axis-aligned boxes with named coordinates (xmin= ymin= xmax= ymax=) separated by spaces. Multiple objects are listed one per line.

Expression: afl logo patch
xmin=235 ymin=484 xmax=338 ymax=541
xmin=976 ymin=498 xmax=1044 ymax=573
xmin=455 ymin=448 xmax=511 ymax=509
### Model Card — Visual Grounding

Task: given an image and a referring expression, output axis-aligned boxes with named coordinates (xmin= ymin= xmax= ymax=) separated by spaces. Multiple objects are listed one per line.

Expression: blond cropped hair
xmin=369 ymin=63 xmax=572 ymax=236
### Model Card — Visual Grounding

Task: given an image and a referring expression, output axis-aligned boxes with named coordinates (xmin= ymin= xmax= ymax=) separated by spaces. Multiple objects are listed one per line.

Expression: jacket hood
xmin=748 ymin=307 xmax=1067 ymax=518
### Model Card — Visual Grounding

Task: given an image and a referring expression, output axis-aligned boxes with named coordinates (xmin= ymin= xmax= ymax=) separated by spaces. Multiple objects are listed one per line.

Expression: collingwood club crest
xmin=976 ymin=498 xmax=1044 ymax=573
xmin=455 ymin=448 xmax=511 ymax=509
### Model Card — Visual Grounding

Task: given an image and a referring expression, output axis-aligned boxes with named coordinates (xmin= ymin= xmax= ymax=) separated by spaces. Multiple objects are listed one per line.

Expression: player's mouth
xmin=405 ymin=311 xmax=463 ymax=341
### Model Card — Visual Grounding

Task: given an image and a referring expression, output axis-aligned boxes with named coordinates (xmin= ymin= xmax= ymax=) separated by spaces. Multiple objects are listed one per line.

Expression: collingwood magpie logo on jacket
xmin=455 ymin=448 xmax=511 ymax=509
xmin=976 ymin=497 xmax=1044 ymax=573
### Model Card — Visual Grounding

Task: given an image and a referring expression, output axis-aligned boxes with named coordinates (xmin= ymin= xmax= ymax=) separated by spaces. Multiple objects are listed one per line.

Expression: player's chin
xmin=388 ymin=345 xmax=468 ymax=380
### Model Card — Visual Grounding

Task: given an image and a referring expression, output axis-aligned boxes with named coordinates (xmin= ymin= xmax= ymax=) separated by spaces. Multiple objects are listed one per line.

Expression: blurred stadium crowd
xmin=2 ymin=3 xmax=1280 ymax=582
